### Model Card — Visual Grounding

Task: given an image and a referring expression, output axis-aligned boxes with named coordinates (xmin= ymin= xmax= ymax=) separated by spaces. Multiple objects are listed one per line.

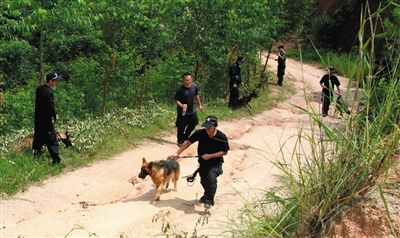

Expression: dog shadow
xmin=123 ymin=186 xmax=203 ymax=214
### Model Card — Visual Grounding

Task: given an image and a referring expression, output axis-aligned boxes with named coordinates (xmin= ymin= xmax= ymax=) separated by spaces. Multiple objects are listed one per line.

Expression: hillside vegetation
xmin=1 ymin=0 xmax=399 ymax=237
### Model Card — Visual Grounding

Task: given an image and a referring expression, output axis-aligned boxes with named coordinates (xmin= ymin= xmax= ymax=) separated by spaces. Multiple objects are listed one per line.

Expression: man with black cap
xmin=172 ymin=115 xmax=230 ymax=209
xmin=275 ymin=45 xmax=286 ymax=86
xmin=228 ymin=56 xmax=245 ymax=110
xmin=32 ymin=72 xmax=65 ymax=167
xmin=319 ymin=66 xmax=341 ymax=117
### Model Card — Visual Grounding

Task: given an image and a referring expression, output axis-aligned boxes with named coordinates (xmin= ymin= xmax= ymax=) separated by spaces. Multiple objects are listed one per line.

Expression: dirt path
xmin=1 ymin=55 xmax=356 ymax=237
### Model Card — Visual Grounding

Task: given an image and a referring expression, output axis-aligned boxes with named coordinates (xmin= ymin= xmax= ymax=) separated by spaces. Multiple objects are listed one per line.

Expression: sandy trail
xmin=1 ymin=54 xmax=356 ymax=237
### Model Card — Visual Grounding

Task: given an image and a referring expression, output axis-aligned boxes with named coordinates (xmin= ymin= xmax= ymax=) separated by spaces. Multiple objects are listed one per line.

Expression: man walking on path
xmin=172 ymin=115 xmax=230 ymax=209
xmin=174 ymin=72 xmax=203 ymax=147
xmin=33 ymin=72 xmax=65 ymax=167
xmin=319 ymin=66 xmax=341 ymax=117
xmin=275 ymin=45 xmax=286 ymax=86
xmin=228 ymin=56 xmax=245 ymax=110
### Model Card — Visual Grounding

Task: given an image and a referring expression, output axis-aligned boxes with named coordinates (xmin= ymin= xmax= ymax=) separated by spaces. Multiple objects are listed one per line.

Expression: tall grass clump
xmin=219 ymin=2 xmax=399 ymax=237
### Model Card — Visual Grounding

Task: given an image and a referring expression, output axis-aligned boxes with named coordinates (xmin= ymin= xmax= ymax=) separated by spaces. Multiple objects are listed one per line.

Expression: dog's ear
xmin=142 ymin=157 xmax=146 ymax=163
xmin=148 ymin=162 xmax=153 ymax=170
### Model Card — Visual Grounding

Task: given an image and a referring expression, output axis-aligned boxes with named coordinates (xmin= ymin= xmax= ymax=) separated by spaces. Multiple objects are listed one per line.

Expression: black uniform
xmin=32 ymin=84 xmax=61 ymax=164
xmin=228 ymin=61 xmax=242 ymax=109
xmin=320 ymin=74 xmax=340 ymax=115
xmin=188 ymin=129 xmax=230 ymax=206
xmin=277 ymin=51 xmax=286 ymax=86
xmin=174 ymin=83 xmax=199 ymax=144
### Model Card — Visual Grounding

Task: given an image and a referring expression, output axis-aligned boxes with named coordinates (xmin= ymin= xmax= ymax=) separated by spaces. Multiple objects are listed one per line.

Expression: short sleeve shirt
xmin=188 ymin=129 xmax=230 ymax=166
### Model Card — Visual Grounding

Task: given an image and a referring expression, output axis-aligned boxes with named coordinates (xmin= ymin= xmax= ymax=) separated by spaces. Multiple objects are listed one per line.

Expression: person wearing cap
xmin=228 ymin=56 xmax=245 ymax=110
xmin=172 ymin=115 xmax=230 ymax=209
xmin=275 ymin=45 xmax=286 ymax=86
xmin=174 ymin=72 xmax=204 ymax=147
xmin=319 ymin=66 xmax=341 ymax=117
xmin=32 ymin=72 xmax=65 ymax=167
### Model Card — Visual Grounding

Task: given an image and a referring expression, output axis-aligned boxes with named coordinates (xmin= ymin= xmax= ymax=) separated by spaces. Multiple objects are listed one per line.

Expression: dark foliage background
xmin=0 ymin=0 xmax=397 ymax=135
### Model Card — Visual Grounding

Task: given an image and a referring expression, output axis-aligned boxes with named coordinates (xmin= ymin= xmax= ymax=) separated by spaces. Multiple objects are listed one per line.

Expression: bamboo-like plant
xmin=219 ymin=1 xmax=399 ymax=237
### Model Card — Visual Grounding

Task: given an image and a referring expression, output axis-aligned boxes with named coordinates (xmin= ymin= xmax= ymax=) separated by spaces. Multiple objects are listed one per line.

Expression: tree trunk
xmin=39 ymin=29 xmax=44 ymax=86
xmin=102 ymin=48 xmax=116 ymax=116
xmin=263 ymin=41 xmax=274 ymax=73
xmin=194 ymin=59 xmax=199 ymax=81
xmin=134 ymin=73 xmax=138 ymax=110
xmin=139 ymin=66 xmax=147 ymax=110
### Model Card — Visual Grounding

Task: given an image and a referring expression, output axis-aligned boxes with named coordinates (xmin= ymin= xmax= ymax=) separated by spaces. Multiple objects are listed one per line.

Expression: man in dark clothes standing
xmin=275 ymin=45 xmax=286 ymax=86
xmin=228 ymin=56 xmax=245 ymax=109
xmin=172 ymin=115 xmax=230 ymax=209
xmin=319 ymin=66 xmax=341 ymax=117
xmin=33 ymin=72 xmax=65 ymax=167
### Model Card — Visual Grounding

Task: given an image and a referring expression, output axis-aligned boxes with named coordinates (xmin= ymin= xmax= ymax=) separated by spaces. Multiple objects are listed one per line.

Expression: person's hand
xmin=233 ymin=83 xmax=237 ymax=88
xmin=172 ymin=153 xmax=179 ymax=160
xmin=55 ymin=114 xmax=60 ymax=121
xmin=199 ymin=105 xmax=204 ymax=112
xmin=182 ymin=104 xmax=187 ymax=109
xmin=201 ymin=154 xmax=211 ymax=160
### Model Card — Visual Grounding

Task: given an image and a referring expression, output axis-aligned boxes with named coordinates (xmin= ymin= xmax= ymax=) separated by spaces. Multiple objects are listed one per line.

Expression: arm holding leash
xmin=171 ymin=140 xmax=193 ymax=160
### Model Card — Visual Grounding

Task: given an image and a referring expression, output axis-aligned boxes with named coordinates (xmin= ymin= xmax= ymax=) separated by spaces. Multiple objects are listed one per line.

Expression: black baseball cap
xmin=201 ymin=115 xmax=218 ymax=128
xmin=46 ymin=72 xmax=63 ymax=81
xmin=237 ymin=56 xmax=246 ymax=62
xmin=329 ymin=66 xmax=335 ymax=70
xmin=278 ymin=45 xmax=284 ymax=49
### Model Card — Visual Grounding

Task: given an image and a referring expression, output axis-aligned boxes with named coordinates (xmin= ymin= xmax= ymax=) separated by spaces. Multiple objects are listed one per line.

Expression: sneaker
xmin=323 ymin=113 xmax=327 ymax=117
xmin=199 ymin=196 xmax=207 ymax=204
xmin=204 ymin=203 xmax=212 ymax=209
xmin=177 ymin=142 xmax=183 ymax=147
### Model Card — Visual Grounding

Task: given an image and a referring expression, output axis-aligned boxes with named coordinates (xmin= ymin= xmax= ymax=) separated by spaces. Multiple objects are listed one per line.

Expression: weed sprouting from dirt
xmin=152 ymin=209 xmax=211 ymax=238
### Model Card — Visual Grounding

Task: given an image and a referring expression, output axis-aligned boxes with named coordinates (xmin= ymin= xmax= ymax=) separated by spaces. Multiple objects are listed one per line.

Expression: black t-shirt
xmin=188 ymin=129 xmax=230 ymax=166
xmin=319 ymin=74 xmax=340 ymax=96
xmin=174 ymin=83 xmax=199 ymax=115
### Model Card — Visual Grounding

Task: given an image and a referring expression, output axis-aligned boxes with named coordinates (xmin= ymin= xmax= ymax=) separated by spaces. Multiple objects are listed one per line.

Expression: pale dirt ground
xmin=0 ymin=51 xmax=396 ymax=238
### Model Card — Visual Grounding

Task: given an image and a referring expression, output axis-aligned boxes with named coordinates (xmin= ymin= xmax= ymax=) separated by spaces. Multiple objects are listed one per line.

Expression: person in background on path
xmin=33 ymin=72 xmax=65 ymax=168
xmin=275 ymin=45 xmax=286 ymax=86
xmin=320 ymin=66 xmax=341 ymax=117
xmin=228 ymin=56 xmax=245 ymax=110
xmin=172 ymin=115 xmax=230 ymax=209
xmin=174 ymin=72 xmax=203 ymax=147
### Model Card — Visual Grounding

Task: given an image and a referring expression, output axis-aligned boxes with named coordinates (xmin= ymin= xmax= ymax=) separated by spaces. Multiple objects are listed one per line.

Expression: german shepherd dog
xmin=25 ymin=131 xmax=72 ymax=150
xmin=237 ymin=89 xmax=259 ymax=110
xmin=138 ymin=157 xmax=180 ymax=201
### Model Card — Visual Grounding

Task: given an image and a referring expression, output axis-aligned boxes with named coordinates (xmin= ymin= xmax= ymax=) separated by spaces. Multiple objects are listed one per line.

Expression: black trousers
xmin=32 ymin=122 xmax=61 ymax=163
xmin=176 ymin=112 xmax=198 ymax=143
xmin=228 ymin=87 xmax=239 ymax=108
xmin=277 ymin=66 xmax=285 ymax=86
xmin=322 ymin=91 xmax=333 ymax=114
xmin=199 ymin=163 xmax=223 ymax=206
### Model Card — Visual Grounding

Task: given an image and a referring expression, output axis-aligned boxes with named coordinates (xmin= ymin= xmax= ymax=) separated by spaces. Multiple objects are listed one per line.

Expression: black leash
xmin=182 ymin=168 xmax=200 ymax=186
xmin=166 ymin=155 xmax=200 ymax=161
